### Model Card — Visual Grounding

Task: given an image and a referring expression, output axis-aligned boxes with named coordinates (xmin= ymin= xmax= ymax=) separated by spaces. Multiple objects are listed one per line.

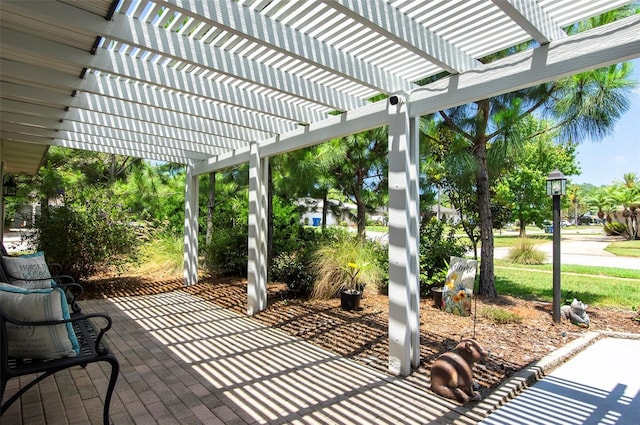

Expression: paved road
xmin=370 ymin=227 xmax=639 ymax=270
xmin=493 ymin=231 xmax=640 ymax=270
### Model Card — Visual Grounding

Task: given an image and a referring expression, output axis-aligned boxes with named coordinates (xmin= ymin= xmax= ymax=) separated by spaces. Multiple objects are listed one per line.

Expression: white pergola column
xmin=183 ymin=164 xmax=199 ymax=286
xmin=387 ymin=95 xmax=421 ymax=376
xmin=247 ymin=141 xmax=268 ymax=315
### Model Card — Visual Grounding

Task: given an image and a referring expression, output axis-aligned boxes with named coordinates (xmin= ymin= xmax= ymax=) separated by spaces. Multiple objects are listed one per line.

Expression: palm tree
xmin=609 ymin=185 xmax=640 ymax=239
xmin=568 ymin=185 xmax=580 ymax=225
xmin=585 ymin=188 xmax=612 ymax=222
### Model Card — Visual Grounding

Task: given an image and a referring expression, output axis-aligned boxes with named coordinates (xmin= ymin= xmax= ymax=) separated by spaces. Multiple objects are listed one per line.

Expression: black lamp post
xmin=3 ymin=175 xmax=17 ymax=197
xmin=546 ymin=169 xmax=566 ymax=323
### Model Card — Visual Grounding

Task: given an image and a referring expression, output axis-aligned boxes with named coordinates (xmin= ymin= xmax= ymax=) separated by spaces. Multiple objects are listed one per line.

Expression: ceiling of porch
xmin=1 ymin=0 xmax=639 ymax=176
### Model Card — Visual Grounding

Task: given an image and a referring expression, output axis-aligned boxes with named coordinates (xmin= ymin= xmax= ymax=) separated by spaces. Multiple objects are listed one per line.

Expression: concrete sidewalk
xmin=479 ymin=336 xmax=640 ymax=425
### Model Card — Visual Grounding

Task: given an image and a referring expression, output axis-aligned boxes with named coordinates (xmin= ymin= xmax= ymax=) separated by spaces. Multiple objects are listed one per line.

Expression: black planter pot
xmin=340 ymin=290 xmax=362 ymax=311
xmin=431 ymin=287 xmax=444 ymax=309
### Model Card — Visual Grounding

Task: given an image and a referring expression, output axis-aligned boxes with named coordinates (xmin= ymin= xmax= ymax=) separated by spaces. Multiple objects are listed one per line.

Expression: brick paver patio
xmin=3 ymin=291 xmax=495 ymax=424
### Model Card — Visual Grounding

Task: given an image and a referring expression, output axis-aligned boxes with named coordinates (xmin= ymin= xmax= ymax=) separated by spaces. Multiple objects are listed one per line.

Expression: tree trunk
xmin=472 ymin=100 xmax=497 ymax=299
xmin=321 ymin=191 xmax=328 ymax=229
xmin=475 ymin=142 xmax=497 ymax=299
xmin=205 ymin=172 xmax=216 ymax=245
xmin=518 ymin=216 xmax=526 ymax=238
xmin=267 ymin=163 xmax=273 ymax=279
xmin=355 ymin=170 xmax=366 ymax=238
xmin=356 ymin=197 xmax=366 ymax=238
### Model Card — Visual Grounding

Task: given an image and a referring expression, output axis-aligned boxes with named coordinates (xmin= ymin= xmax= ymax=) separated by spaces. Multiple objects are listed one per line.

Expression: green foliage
xmin=419 ymin=217 xmax=468 ymax=294
xmin=269 ymin=227 xmax=337 ymax=296
xmin=604 ymin=221 xmax=628 ymax=236
xmin=310 ymin=231 xmax=384 ymax=300
xmin=271 ymin=196 xmax=307 ymax=256
xmin=132 ymin=231 xmax=183 ymax=277
xmin=321 ymin=127 xmax=388 ymax=237
xmin=205 ymin=224 xmax=249 ymax=276
xmin=271 ymin=250 xmax=316 ymax=297
xmin=28 ymin=190 xmax=142 ymax=280
xmin=481 ymin=307 xmax=523 ymax=324
xmin=506 ymin=238 xmax=546 ymax=265
xmin=494 ymin=118 xmax=580 ymax=234
xmin=205 ymin=190 xmax=311 ymax=277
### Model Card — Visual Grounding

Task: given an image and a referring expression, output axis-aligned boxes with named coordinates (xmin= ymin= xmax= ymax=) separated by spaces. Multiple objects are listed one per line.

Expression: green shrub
xmin=205 ymin=225 xmax=248 ymax=276
xmin=271 ymin=251 xmax=316 ymax=296
xmin=604 ymin=221 xmax=627 ymax=236
xmin=205 ymin=195 xmax=309 ymax=277
xmin=419 ymin=217 xmax=468 ymax=294
xmin=28 ymin=192 xmax=141 ymax=280
xmin=481 ymin=307 xmax=523 ymax=324
xmin=506 ymin=238 xmax=545 ymax=265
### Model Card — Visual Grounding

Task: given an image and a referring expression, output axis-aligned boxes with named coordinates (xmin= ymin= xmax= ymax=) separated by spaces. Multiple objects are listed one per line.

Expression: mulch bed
xmin=82 ymin=274 xmax=640 ymax=398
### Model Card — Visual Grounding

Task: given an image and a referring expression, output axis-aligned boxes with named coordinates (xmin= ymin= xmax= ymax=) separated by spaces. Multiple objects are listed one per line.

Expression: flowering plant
xmin=342 ymin=261 xmax=370 ymax=294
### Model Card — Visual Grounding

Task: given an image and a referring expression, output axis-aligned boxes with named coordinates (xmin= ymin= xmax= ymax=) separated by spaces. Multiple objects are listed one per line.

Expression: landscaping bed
xmin=83 ymin=274 xmax=640 ymax=398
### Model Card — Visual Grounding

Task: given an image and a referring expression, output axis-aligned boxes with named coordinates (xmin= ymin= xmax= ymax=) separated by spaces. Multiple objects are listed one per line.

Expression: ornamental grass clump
xmin=310 ymin=232 xmax=384 ymax=300
xmin=506 ymin=238 xmax=545 ymax=265
xmin=481 ymin=306 xmax=524 ymax=324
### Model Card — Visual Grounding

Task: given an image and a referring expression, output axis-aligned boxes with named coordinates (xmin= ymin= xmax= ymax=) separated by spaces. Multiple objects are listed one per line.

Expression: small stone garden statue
xmin=561 ymin=298 xmax=590 ymax=328
xmin=430 ymin=339 xmax=487 ymax=403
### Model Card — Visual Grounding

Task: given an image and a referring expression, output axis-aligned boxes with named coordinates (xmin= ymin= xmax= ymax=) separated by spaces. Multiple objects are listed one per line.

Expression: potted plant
xmin=310 ymin=233 xmax=383 ymax=311
xmin=339 ymin=261 xmax=369 ymax=310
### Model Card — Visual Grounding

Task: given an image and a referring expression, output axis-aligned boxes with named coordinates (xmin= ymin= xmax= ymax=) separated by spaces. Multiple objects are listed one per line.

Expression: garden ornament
xmin=561 ymin=298 xmax=590 ymax=328
xmin=430 ymin=339 xmax=487 ymax=403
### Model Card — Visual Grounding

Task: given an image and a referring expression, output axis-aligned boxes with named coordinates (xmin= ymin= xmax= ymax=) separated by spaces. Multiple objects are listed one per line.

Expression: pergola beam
xmin=491 ymin=0 xmax=567 ymax=44
xmin=160 ymin=0 xmax=417 ymax=93
xmin=1 ymin=27 xmax=324 ymax=125
xmin=194 ymin=14 xmax=640 ymax=175
xmin=409 ymin=14 xmax=640 ymax=117
xmin=325 ymin=0 xmax=481 ymax=73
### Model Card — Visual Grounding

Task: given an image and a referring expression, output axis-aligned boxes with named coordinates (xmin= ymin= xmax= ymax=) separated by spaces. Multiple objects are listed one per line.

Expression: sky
xmin=570 ymin=58 xmax=640 ymax=187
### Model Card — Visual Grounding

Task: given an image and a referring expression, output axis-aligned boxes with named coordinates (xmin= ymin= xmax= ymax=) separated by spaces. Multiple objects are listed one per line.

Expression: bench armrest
xmin=1 ymin=311 xmax=113 ymax=356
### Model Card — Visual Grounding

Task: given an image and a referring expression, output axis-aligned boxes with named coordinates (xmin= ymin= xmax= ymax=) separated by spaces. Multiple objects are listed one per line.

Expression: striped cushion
xmin=0 ymin=282 xmax=79 ymax=359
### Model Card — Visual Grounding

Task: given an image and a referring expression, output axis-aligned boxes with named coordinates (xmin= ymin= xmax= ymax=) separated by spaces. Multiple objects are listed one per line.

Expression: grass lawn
xmin=605 ymin=239 xmax=640 ymax=257
xmin=492 ymin=234 xmax=552 ymax=247
xmin=494 ymin=263 xmax=640 ymax=309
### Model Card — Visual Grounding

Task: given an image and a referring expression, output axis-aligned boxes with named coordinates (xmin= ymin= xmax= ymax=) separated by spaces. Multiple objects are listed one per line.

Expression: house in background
xmin=296 ymin=198 xmax=356 ymax=227
xmin=298 ymin=198 xmax=460 ymax=228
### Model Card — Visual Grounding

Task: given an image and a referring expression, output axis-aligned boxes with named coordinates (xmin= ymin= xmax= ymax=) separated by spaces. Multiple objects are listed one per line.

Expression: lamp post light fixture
xmin=2 ymin=175 xmax=17 ymax=197
xmin=546 ymin=169 xmax=566 ymax=323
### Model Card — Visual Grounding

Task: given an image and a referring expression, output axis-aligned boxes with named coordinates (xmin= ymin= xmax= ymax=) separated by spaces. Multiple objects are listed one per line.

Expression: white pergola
xmin=1 ymin=0 xmax=639 ymax=375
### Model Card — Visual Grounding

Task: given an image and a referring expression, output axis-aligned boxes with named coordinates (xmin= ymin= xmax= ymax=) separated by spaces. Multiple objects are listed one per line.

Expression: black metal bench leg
xmin=103 ymin=356 xmax=120 ymax=425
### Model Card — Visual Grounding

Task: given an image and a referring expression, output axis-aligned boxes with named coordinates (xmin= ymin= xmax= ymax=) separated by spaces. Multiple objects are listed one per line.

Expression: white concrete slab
xmin=480 ymin=337 xmax=640 ymax=425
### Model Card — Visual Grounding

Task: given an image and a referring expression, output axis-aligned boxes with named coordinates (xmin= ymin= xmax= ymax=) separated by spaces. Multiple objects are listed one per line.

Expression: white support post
xmin=183 ymin=164 xmax=199 ymax=286
xmin=247 ymin=142 xmax=268 ymax=315
xmin=409 ymin=116 xmax=421 ymax=368
xmin=387 ymin=95 xmax=421 ymax=376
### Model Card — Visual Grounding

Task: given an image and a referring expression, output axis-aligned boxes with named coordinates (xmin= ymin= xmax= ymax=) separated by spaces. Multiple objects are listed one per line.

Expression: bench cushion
xmin=2 ymin=252 xmax=54 ymax=289
xmin=0 ymin=282 xmax=79 ymax=359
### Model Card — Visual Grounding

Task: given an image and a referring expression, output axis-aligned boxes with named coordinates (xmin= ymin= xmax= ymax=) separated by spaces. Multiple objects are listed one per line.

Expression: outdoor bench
xmin=0 ymin=249 xmax=119 ymax=425
xmin=0 ymin=306 xmax=120 ymax=425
